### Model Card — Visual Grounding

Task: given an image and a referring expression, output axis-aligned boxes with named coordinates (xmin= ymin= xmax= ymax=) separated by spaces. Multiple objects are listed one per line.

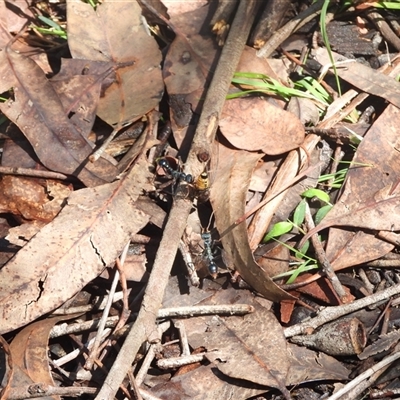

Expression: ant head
xmin=185 ymin=174 xmax=194 ymax=183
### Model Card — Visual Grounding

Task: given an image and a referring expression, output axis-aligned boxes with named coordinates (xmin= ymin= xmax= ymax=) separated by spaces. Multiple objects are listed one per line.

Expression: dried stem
xmin=284 ymin=282 xmax=400 ymax=338
xmin=304 ymin=202 xmax=348 ymax=302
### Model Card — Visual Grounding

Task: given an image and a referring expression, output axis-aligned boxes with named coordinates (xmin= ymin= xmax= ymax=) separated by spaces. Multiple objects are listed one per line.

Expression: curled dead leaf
xmin=210 ymin=144 xmax=294 ymax=302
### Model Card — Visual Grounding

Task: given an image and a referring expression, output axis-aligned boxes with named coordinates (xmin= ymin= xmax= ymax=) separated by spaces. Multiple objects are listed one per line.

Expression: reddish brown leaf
xmin=9 ymin=315 xmax=80 ymax=400
xmin=220 ymin=98 xmax=305 ymax=155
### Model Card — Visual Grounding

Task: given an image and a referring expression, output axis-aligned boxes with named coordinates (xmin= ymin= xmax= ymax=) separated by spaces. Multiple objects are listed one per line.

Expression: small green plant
xmin=293 ymin=75 xmax=332 ymax=104
xmin=318 ymin=160 xmax=373 ymax=189
xmin=230 ymin=72 xmax=330 ymax=107
xmin=271 ymin=237 xmax=319 ymax=284
xmin=265 ymin=157 xmax=374 ymax=283
xmin=264 ymin=189 xmax=333 ymax=283
xmin=31 ymin=16 xmax=67 ymax=40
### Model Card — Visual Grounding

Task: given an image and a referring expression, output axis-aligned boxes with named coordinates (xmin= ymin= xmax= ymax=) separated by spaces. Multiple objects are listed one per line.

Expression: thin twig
xmin=0 ymin=166 xmax=69 ymax=180
xmin=157 ymin=353 xmax=206 ymax=369
xmin=84 ymin=266 xmax=120 ymax=370
xmin=304 ymin=202 xmax=348 ymax=302
xmin=284 ymin=282 xmax=400 ymax=338
xmin=158 ymin=304 xmax=254 ymax=318
xmin=327 ymin=349 xmax=400 ymax=400
xmin=6 ymin=384 xmax=98 ymax=399
xmin=135 ymin=321 xmax=171 ymax=386
xmin=50 ymin=304 xmax=253 ymax=339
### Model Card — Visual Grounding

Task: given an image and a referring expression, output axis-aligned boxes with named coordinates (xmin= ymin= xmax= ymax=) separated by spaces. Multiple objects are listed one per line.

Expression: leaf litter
xmin=1 ymin=1 xmax=400 ymax=399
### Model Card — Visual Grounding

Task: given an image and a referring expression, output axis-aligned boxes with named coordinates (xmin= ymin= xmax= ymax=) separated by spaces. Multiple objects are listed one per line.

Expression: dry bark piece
xmin=0 ymin=156 xmax=152 ymax=334
xmin=250 ymin=0 xmax=292 ymax=48
xmin=0 ymin=176 xmax=71 ymax=222
xmin=67 ymin=0 xmax=164 ymax=127
xmin=323 ymin=20 xmax=380 ymax=56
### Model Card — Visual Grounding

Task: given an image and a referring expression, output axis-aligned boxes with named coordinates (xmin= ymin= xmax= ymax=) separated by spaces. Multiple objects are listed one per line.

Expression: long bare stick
xmin=95 ymin=2 xmax=258 ymax=399
xmin=284 ymin=283 xmax=400 ymax=338
xmin=327 ymin=350 xmax=400 ymax=400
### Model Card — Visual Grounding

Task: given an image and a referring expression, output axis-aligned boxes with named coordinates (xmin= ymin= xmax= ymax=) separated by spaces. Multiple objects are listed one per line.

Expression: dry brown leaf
xmin=0 ymin=1 xmax=34 ymax=47
xmin=314 ymin=48 xmax=400 ymax=108
xmin=188 ymin=301 xmax=290 ymax=396
xmin=0 ymin=48 xmax=118 ymax=187
xmin=50 ymin=58 xmax=113 ymax=139
xmin=210 ymin=143 xmax=293 ymax=301
xmin=286 ymin=343 xmax=349 ymax=384
xmin=0 ymin=156 xmax=152 ymax=334
xmin=67 ymin=0 xmax=164 ymax=126
xmin=220 ymin=97 xmax=305 ymax=155
xmin=304 ymin=186 xmax=400 ymax=236
xmin=237 ymin=46 xmax=287 ymax=83
xmin=151 ymin=365 xmax=267 ymax=400
xmin=247 ymin=134 xmax=322 ymax=249
xmin=6 ymin=221 xmax=47 ymax=246
xmin=358 ymin=331 xmax=400 ymax=360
